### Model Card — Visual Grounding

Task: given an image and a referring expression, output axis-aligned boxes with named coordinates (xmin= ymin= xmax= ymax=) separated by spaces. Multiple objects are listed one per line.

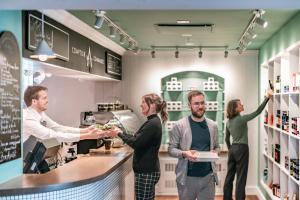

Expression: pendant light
xmin=30 ymin=12 xmax=56 ymax=62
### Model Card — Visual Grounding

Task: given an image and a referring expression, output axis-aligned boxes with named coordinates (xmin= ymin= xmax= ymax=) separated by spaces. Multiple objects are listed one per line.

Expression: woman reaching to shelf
xmin=223 ymin=89 xmax=273 ymax=200
xmin=107 ymin=93 xmax=168 ymax=200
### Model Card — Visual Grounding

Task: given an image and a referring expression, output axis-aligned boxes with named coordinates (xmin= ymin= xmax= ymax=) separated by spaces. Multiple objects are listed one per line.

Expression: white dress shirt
xmin=23 ymin=107 xmax=81 ymax=143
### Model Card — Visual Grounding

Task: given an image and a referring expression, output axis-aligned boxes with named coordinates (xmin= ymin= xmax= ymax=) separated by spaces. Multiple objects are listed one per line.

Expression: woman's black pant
xmin=223 ymin=144 xmax=249 ymax=200
xmin=135 ymin=172 xmax=160 ymax=200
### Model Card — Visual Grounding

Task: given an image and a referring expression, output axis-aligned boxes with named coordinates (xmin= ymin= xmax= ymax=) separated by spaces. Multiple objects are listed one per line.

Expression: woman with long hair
xmin=223 ymin=89 xmax=273 ymax=200
xmin=109 ymin=93 xmax=168 ymax=200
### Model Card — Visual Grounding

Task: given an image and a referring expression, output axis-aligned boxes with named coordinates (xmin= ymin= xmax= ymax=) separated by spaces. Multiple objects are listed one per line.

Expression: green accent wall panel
xmin=259 ymin=11 xmax=300 ymax=65
xmin=161 ymin=71 xmax=225 ymax=145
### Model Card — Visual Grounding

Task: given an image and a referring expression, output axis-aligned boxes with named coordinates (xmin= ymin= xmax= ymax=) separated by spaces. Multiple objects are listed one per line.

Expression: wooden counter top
xmin=0 ymin=146 xmax=133 ymax=195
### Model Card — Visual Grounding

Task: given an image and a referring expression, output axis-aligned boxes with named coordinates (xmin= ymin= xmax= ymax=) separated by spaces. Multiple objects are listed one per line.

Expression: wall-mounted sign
xmin=0 ymin=31 xmax=21 ymax=164
xmin=106 ymin=52 xmax=122 ymax=76
xmin=28 ymin=14 xmax=69 ymax=61
xmin=23 ymin=11 xmax=122 ymax=80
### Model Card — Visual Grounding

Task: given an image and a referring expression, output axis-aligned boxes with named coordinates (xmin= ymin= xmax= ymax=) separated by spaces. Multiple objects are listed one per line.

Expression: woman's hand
xmin=104 ymin=126 xmax=123 ymax=138
xmin=266 ymin=89 xmax=273 ymax=98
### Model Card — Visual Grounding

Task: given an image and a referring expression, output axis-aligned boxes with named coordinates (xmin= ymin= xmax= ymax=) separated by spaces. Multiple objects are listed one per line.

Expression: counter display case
xmin=260 ymin=41 xmax=300 ymax=200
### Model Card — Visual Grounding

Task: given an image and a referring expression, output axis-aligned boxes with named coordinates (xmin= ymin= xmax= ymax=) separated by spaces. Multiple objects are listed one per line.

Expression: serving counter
xmin=0 ymin=146 xmax=134 ymax=200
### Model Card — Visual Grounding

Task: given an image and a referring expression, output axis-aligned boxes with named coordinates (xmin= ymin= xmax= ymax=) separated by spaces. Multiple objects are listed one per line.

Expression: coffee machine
xmin=80 ymin=111 xmax=96 ymax=126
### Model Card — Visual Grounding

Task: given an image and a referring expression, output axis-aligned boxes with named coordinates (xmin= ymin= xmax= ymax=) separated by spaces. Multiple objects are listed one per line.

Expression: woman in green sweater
xmin=223 ymin=89 xmax=273 ymax=200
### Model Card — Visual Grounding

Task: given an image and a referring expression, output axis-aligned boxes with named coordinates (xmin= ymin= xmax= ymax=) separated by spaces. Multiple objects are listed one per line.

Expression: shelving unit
xmin=260 ymin=42 xmax=300 ymax=200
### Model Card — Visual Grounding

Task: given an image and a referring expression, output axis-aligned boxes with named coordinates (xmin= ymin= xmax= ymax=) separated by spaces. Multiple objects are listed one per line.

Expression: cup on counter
xmin=104 ymin=139 xmax=113 ymax=152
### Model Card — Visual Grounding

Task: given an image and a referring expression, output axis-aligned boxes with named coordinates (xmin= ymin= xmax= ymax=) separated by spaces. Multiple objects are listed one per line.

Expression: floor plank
xmin=155 ymin=195 xmax=258 ymax=200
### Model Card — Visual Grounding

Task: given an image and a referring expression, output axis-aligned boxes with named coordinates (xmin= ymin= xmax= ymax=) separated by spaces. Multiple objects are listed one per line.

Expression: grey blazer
xmin=168 ymin=117 xmax=220 ymax=186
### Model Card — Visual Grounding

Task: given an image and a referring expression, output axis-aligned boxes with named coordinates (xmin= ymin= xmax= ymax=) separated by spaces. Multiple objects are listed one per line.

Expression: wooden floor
xmin=155 ymin=195 xmax=258 ymax=200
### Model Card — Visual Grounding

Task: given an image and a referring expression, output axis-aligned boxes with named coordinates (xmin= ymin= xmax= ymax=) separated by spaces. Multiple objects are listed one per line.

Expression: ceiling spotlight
xmin=175 ymin=48 xmax=179 ymax=58
xmin=94 ymin=10 xmax=106 ymax=29
xmin=243 ymin=36 xmax=251 ymax=45
xmin=133 ymin=47 xmax=141 ymax=54
xmin=255 ymin=17 xmax=268 ymax=28
xmin=128 ymin=41 xmax=135 ymax=50
xmin=247 ymin=29 xmax=257 ymax=39
xmin=151 ymin=47 xmax=155 ymax=58
xmin=224 ymin=49 xmax=228 ymax=58
xmin=120 ymin=34 xmax=126 ymax=44
xmin=109 ymin=26 xmax=116 ymax=38
xmin=198 ymin=48 xmax=203 ymax=58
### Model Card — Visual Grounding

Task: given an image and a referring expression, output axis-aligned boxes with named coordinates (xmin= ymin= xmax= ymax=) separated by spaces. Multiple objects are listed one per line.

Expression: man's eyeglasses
xmin=191 ymin=102 xmax=206 ymax=106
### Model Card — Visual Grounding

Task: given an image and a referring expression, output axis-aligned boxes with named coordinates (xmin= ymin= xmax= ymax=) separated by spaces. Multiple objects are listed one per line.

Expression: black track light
xmin=175 ymin=48 xmax=179 ymax=58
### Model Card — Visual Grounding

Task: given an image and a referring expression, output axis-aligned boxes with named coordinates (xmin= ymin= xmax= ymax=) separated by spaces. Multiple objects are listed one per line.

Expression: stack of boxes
xmin=166 ymin=77 xmax=182 ymax=91
xmin=290 ymin=159 xmax=299 ymax=180
xmin=281 ymin=111 xmax=289 ymax=132
xmin=166 ymin=101 xmax=182 ymax=111
xmin=291 ymin=73 xmax=300 ymax=92
xmin=206 ymin=101 xmax=219 ymax=111
xmin=274 ymin=144 xmax=280 ymax=164
xmin=203 ymin=77 xmax=219 ymax=91
xmin=166 ymin=121 xmax=176 ymax=131
xmin=291 ymin=117 xmax=300 ymax=136
xmin=272 ymin=183 xmax=280 ymax=198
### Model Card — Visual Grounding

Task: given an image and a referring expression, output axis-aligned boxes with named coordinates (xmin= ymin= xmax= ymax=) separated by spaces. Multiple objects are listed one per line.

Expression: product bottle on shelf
xmin=275 ymin=75 xmax=281 ymax=93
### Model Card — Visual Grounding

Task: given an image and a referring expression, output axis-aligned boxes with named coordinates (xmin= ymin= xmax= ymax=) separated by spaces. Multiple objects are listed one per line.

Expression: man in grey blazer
xmin=168 ymin=90 xmax=219 ymax=200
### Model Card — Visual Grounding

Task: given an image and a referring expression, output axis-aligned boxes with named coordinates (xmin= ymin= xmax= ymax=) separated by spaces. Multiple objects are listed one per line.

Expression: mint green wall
xmin=259 ymin=11 xmax=300 ymax=64
xmin=0 ymin=11 xmax=23 ymax=184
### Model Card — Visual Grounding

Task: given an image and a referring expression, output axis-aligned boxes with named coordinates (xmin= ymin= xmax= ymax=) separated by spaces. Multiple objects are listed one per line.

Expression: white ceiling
xmin=1 ymin=0 xmax=300 ymax=9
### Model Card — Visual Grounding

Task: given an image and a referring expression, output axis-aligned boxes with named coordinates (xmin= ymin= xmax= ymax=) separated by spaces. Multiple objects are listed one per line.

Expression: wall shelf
xmin=260 ymin=41 xmax=300 ymax=200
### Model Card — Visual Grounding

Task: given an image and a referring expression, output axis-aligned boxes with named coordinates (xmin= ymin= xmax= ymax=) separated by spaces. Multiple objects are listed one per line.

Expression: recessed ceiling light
xmin=177 ymin=20 xmax=190 ymax=24
xmin=181 ymin=34 xmax=192 ymax=37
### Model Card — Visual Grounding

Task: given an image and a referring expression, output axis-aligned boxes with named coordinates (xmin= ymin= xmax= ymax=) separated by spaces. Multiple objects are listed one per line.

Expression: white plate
xmin=194 ymin=151 xmax=219 ymax=162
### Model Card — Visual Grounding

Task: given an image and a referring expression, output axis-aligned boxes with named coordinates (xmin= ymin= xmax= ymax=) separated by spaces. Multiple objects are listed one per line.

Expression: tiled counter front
xmin=0 ymin=147 xmax=134 ymax=200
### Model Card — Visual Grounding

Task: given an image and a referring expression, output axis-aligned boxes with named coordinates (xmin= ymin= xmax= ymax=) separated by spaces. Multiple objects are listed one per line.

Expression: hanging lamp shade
xmin=30 ymin=12 xmax=56 ymax=62
xmin=30 ymin=38 xmax=56 ymax=61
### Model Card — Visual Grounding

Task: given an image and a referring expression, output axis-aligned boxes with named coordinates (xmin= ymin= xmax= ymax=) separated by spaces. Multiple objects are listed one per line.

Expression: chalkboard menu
xmin=0 ymin=31 xmax=21 ymax=164
xmin=106 ymin=52 xmax=122 ymax=76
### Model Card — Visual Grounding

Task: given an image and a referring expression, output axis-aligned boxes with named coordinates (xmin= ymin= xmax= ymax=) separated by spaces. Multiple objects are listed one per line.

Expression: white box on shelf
xmin=208 ymin=77 xmax=214 ymax=82
xmin=171 ymin=77 xmax=177 ymax=82
xmin=166 ymin=121 xmax=176 ymax=131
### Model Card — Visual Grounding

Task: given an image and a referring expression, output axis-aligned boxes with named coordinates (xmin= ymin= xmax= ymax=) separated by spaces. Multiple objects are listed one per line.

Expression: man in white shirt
xmin=23 ymin=85 xmax=104 ymax=143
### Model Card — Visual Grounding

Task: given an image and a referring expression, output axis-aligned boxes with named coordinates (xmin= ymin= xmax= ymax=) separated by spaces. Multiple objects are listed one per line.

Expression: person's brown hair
xmin=187 ymin=90 xmax=205 ymax=103
xmin=143 ymin=93 xmax=168 ymax=123
xmin=226 ymin=99 xmax=240 ymax=119
xmin=24 ymin=85 xmax=48 ymax=107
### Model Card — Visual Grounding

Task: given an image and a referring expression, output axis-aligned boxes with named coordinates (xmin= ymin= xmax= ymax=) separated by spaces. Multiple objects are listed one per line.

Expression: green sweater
xmin=225 ymin=97 xmax=269 ymax=148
